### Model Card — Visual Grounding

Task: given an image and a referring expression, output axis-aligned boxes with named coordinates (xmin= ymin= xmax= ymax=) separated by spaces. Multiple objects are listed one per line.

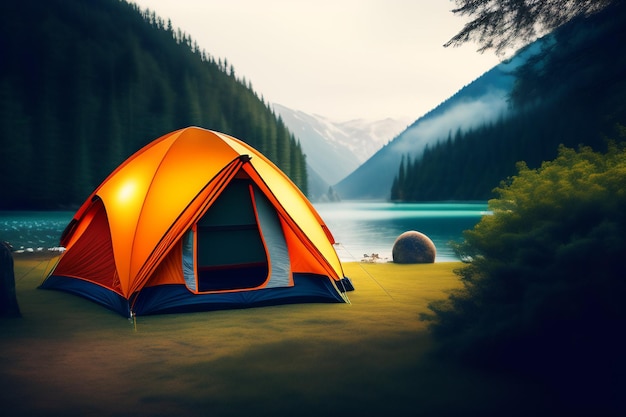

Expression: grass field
xmin=1 ymin=254 xmax=554 ymax=417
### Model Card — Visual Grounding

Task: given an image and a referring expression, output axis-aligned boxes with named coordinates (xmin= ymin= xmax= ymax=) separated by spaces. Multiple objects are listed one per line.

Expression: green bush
xmin=422 ymin=142 xmax=626 ymax=409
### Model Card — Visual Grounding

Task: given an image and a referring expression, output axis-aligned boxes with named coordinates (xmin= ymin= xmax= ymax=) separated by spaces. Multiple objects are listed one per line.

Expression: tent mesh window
xmin=195 ymin=179 xmax=269 ymax=291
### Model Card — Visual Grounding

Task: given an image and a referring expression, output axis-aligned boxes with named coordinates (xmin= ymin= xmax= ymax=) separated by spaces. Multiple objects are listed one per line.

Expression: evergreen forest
xmin=0 ymin=0 xmax=307 ymax=209
xmin=391 ymin=2 xmax=626 ymax=202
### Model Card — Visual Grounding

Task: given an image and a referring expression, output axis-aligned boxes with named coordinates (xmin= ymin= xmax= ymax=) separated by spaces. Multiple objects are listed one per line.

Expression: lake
xmin=315 ymin=202 xmax=490 ymax=262
xmin=0 ymin=202 xmax=490 ymax=261
xmin=0 ymin=211 xmax=72 ymax=252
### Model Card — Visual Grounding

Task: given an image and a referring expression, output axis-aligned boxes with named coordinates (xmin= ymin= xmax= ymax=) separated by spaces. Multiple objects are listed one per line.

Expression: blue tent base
xmin=39 ymin=273 xmax=351 ymax=317
xmin=39 ymin=275 xmax=131 ymax=317
xmin=337 ymin=277 xmax=355 ymax=292
xmin=132 ymin=273 xmax=347 ymax=315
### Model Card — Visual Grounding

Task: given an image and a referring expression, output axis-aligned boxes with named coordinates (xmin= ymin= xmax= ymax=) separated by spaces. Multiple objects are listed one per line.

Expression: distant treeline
xmin=391 ymin=1 xmax=626 ymax=202
xmin=0 ymin=0 xmax=307 ymax=209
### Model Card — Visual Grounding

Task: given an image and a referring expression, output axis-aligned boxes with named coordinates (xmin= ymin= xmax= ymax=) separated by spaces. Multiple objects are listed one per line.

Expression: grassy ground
xmin=1 ymin=254 xmax=551 ymax=417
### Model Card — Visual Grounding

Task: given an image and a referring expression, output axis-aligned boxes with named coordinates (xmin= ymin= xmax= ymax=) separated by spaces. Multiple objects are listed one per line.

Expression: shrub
xmin=422 ymin=142 xmax=626 ymax=410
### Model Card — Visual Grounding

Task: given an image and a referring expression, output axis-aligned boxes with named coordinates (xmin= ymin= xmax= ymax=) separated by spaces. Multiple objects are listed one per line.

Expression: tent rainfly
xmin=40 ymin=127 xmax=353 ymax=317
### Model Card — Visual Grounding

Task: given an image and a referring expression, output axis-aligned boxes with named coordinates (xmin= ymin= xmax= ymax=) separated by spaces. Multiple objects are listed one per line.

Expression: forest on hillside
xmin=391 ymin=1 xmax=626 ymax=202
xmin=0 ymin=0 xmax=307 ymax=210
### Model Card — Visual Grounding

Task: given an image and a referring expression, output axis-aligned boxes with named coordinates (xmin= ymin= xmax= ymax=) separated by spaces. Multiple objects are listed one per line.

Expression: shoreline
xmin=9 ymin=248 xmax=463 ymax=264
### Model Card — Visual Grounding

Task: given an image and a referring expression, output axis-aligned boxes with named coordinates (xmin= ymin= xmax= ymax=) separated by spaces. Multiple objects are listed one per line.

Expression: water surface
xmin=0 ymin=211 xmax=72 ymax=252
xmin=0 ymin=202 xmax=490 ymax=261
xmin=315 ymin=202 xmax=490 ymax=262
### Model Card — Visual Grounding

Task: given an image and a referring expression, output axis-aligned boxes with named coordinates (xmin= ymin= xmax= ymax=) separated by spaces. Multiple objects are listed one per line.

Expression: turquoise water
xmin=0 ymin=211 xmax=73 ymax=252
xmin=314 ymin=202 xmax=491 ymax=262
xmin=0 ymin=202 xmax=491 ymax=261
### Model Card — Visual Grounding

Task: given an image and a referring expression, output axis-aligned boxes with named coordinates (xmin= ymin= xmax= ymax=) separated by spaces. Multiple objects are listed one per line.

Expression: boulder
xmin=392 ymin=231 xmax=436 ymax=264
xmin=1 ymin=241 xmax=21 ymax=318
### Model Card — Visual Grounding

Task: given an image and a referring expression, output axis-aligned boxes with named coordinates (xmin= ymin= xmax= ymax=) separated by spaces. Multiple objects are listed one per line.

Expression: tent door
xmin=186 ymin=178 xmax=290 ymax=292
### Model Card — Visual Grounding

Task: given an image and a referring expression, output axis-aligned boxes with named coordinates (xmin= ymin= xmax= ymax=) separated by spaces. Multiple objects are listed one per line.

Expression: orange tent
xmin=40 ymin=127 xmax=353 ymax=316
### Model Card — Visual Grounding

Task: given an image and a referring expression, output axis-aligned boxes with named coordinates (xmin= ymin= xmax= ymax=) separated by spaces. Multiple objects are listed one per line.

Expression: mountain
xmin=329 ymin=117 xmax=412 ymax=163
xmin=272 ymin=104 xmax=358 ymax=186
xmin=0 ymin=0 xmax=307 ymax=209
xmin=273 ymin=103 xmax=409 ymax=183
xmin=333 ymin=46 xmax=539 ymax=200
xmin=272 ymin=103 xmax=409 ymax=200
xmin=388 ymin=1 xmax=626 ymax=202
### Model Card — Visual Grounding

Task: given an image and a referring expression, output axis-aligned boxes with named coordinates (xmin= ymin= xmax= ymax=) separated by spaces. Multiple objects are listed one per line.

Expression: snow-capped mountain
xmin=273 ymin=103 xmax=410 ymax=187
xmin=330 ymin=117 xmax=411 ymax=163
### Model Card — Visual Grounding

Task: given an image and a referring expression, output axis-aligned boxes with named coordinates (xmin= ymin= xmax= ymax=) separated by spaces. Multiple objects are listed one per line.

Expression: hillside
xmin=272 ymin=104 xmax=359 ymax=187
xmin=333 ymin=57 xmax=522 ymax=199
xmin=338 ymin=1 xmax=626 ymax=201
xmin=273 ymin=103 xmax=408 ymax=199
xmin=0 ymin=0 xmax=307 ymax=209
xmin=390 ymin=1 xmax=626 ymax=202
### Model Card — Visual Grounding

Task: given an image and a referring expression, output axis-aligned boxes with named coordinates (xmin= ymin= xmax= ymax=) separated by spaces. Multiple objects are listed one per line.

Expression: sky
xmin=131 ymin=0 xmax=502 ymax=122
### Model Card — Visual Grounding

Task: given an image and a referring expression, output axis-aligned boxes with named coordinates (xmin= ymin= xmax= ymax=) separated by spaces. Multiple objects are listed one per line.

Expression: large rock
xmin=1 ymin=241 xmax=21 ymax=318
xmin=392 ymin=231 xmax=436 ymax=264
